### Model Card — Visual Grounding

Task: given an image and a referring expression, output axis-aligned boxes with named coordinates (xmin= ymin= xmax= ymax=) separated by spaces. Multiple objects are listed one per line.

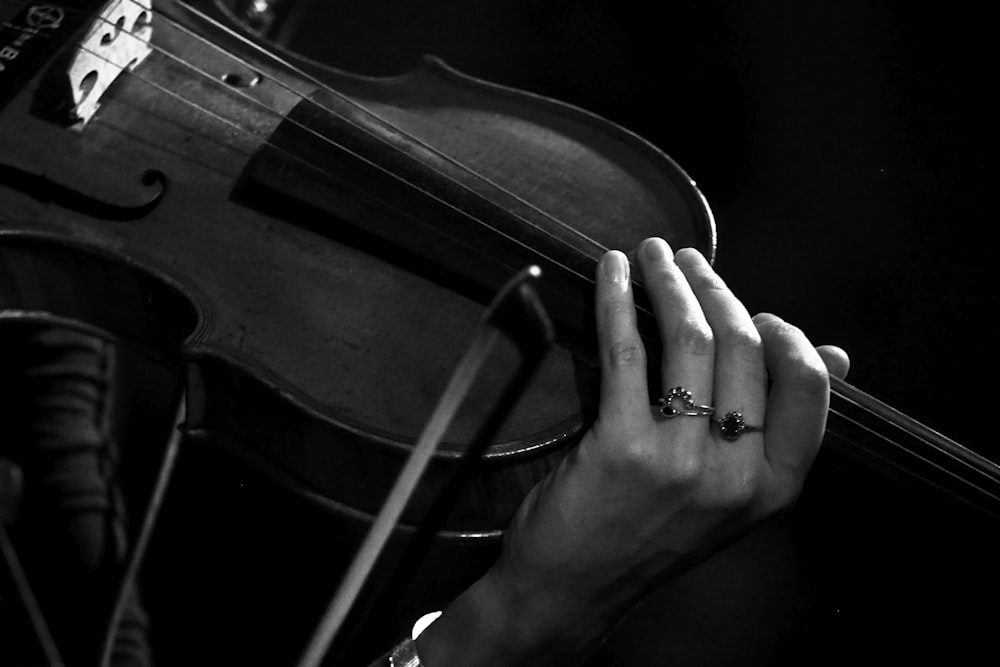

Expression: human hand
xmin=417 ymin=237 xmax=849 ymax=666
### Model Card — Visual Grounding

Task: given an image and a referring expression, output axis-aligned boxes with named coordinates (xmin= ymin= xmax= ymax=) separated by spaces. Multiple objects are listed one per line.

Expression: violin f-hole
xmin=0 ymin=164 xmax=167 ymax=221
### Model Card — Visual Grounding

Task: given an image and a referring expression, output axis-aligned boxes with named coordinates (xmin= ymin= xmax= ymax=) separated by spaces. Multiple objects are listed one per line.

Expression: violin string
xmin=139 ymin=0 xmax=620 ymax=263
xmin=826 ymin=404 xmax=1000 ymax=507
xmin=170 ymin=0 xmax=630 ymax=257
xmin=826 ymin=374 xmax=1000 ymax=504
xmin=73 ymin=12 xmax=600 ymax=298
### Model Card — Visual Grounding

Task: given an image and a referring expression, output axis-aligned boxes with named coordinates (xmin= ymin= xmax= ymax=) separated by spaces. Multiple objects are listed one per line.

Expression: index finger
xmin=595 ymin=250 xmax=650 ymax=424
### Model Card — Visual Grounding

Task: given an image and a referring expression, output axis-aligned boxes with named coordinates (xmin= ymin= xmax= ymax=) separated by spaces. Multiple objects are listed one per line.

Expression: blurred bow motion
xmin=2 ymin=0 xmax=999 ymax=665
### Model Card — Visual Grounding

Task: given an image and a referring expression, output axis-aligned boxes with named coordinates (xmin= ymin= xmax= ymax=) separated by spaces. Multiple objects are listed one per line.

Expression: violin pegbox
xmin=65 ymin=0 xmax=152 ymax=129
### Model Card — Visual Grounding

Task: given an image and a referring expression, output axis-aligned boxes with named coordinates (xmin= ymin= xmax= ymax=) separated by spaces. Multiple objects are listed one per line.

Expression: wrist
xmin=415 ymin=565 xmax=608 ymax=667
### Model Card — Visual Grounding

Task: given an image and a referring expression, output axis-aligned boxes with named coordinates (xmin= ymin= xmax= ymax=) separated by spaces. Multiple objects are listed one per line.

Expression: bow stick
xmin=297 ymin=265 xmax=554 ymax=667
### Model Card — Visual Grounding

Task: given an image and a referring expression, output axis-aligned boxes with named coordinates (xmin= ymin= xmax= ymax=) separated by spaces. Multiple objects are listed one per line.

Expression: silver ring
xmin=654 ymin=387 xmax=715 ymax=419
xmin=714 ymin=411 xmax=765 ymax=441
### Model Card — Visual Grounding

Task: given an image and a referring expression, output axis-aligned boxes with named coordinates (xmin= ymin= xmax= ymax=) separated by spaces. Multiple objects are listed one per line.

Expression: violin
xmin=1 ymin=1 xmax=998 ymax=664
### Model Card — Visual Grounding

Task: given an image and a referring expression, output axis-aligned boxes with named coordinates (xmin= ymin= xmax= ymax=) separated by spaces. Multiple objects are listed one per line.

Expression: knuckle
xmin=766 ymin=320 xmax=808 ymax=350
xmin=670 ymin=318 xmax=714 ymax=356
xmin=764 ymin=320 xmax=830 ymax=393
xmin=608 ymin=439 xmax=705 ymax=490
xmin=605 ymin=438 xmax=657 ymax=479
xmin=779 ymin=321 xmax=807 ymax=341
xmin=689 ymin=270 xmax=728 ymax=294
xmin=724 ymin=325 xmax=762 ymax=354
xmin=605 ymin=339 xmax=646 ymax=369
xmin=790 ymin=354 xmax=830 ymax=395
xmin=718 ymin=468 xmax=759 ymax=509
xmin=759 ymin=317 xmax=798 ymax=337
xmin=661 ymin=447 xmax=705 ymax=487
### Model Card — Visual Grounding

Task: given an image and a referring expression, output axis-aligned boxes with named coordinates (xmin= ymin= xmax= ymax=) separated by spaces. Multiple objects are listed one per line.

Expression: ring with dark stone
xmin=714 ymin=411 xmax=765 ymax=441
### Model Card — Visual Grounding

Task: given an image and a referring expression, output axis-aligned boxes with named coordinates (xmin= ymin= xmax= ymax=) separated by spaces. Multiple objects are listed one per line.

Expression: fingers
xmin=674 ymin=248 xmax=767 ymax=440
xmin=595 ymin=250 xmax=650 ymax=424
xmin=596 ymin=240 xmax=836 ymax=490
xmin=636 ymin=238 xmax=714 ymax=408
xmin=752 ymin=313 xmax=830 ymax=476
xmin=816 ymin=344 xmax=850 ymax=380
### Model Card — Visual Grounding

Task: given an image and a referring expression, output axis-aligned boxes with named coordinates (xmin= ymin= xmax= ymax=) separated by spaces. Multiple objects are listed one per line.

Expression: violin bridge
xmin=64 ymin=0 xmax=153 ymax=129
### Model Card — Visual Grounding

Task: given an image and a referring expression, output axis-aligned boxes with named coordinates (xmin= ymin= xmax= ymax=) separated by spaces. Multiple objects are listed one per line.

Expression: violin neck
xmin=823 ymin=375 xmax=1000 ymax=519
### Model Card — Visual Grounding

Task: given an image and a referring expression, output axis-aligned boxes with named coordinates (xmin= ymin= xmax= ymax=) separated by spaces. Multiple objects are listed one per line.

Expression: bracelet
xmin=387 ymin=610 xmax=442 ymax=666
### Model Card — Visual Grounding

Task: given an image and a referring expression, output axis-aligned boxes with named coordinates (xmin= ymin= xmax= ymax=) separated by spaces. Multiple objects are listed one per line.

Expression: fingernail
xmin=601 ymin=251 xmax=629 ymax=286
xmin=640 ymin=237 xmax=673 ymax=262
